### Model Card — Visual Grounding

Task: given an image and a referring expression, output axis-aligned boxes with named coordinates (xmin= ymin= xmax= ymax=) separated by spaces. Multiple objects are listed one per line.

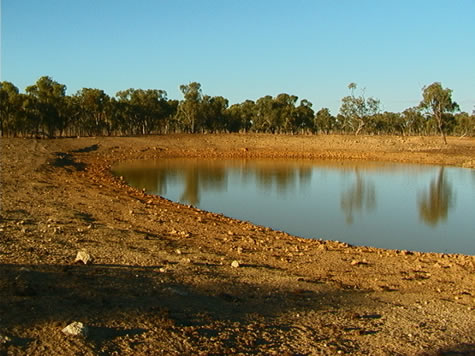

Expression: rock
xmin=179 ymin=231 xmax=191 ymax=238
xmin=0 ymin=334 xmax=12 ymax=344
xmin=62 ymin=322 xmax=89 ymax=337
xmin=74 ymin=250 xmax=93 ymax=265
xmin=351 ymin=259 xmax=368 ymax=266
xmin=231 ymin=260 xmax=240 ymax=268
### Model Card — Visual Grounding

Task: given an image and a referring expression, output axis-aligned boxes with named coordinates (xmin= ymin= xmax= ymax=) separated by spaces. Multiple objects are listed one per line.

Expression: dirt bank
xmin=1 ymin=134 xmax=474 ymax=355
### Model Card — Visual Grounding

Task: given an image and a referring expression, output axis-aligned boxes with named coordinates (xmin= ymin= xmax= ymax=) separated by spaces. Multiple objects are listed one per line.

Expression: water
xmin=113 ymin=158 xmax=475 ymax=255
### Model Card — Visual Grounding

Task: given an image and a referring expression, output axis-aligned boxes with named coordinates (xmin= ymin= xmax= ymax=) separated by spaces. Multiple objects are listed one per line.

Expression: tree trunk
xmin=355 ymin=119 xmax=365 ymax=136
xmin=436 ymin=114 xmax=447 ymax=144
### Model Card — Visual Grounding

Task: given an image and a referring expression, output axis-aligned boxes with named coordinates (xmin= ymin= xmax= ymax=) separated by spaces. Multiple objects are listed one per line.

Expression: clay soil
xmin=1 ymin=134 xmax=474 ymax=356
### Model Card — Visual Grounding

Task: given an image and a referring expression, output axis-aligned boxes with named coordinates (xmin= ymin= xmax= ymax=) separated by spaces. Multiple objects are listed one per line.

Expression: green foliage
xmin=0 ymin=81 xmax=24 ymax=136
xmin=339 ymin=83 xmax=380 ymax=135
xmin=24 ymin=76 xmax=68 ymax=136
xmin=1 ymin=76 xmax=472 ymax=138
xmin=177 ymin=82 xmax=203 ymax=133
xmin=419 ymin=82 xmax=459 ymax=144
xmin=116 ymin=88 xmax=170 ymax=135
xmin=314 ymin=108 xmax=336 ymax=134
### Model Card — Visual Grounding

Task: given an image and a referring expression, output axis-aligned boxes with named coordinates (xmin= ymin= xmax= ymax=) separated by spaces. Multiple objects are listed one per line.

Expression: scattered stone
xmin=227 ymin=231 xmax=234 ymax=236
xmin=175 ymin=249 xmax=182 ymax=255
xmin=237 ymin=247 xmax=243 ymax=254
xmin=351 ymin=259 xmax=368 ymax=266
xmin=62 ymin=322 xmax=89 ymax=337
xmin=0 ymin=334 xmax=12 ymax=344
xmin=231 ymin=260 xmax=240 ymax=268
xmin=179 ymin=231 xmax=191 ymax=238
xmin=74 ymin=250 xmax=93 ymax=265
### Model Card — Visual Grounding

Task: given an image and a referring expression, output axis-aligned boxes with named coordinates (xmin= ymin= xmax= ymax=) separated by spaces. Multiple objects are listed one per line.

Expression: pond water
xmin=113 ymin=159 xmax=475 ymax=255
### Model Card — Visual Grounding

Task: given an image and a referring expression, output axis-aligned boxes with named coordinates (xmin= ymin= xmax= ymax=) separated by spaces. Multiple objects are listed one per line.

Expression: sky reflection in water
xmin=113 ymin=159 xmax=475 ymax=255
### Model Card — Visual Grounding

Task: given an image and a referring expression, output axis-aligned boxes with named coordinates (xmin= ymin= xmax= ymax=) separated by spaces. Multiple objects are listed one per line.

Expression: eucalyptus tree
xmin=201 ymin=95 xmax=229 ymax=132
xmin=177 ymin=82 xmax=203 ymax=133
xmin=419 ymin=82 xmax=459 ymax=144
xmin=116 ymin=88 xmax=169 ymax=135
xmin=74 ymin=88 xmax=112 ymax=136
xmin=163 ymin=99 xmax=179 ymax=133
xmin=253 ymin=93 xmax=300 ymax=133
xmin=254 ymin=95 xmax=275 ymax=132
xmin=372 ymin=112 xmax=406 ymax=135
xmin=0 ymin=81 xmax=24 ymax=136
xmin=226 ymin=100 xmax=255 ymax=133
xmin=454 ymin=112 xmax=475 ymax=137
xmin=314 ymin=108 xmax=336 ymax=134
xmin=293 ymin=99 xmax=315 ymax=133
xmin=239 ymin=100 xmax=256 ymax=132
xmin=339 ymin=83 xmax=380 ymax=135
xmin=274 ymin=93 xmax=298 ymax=133
xmin=25 ymin=76 xmax=68 ymax=137
xmin=402 ymin=107 xmax=426 ymax=135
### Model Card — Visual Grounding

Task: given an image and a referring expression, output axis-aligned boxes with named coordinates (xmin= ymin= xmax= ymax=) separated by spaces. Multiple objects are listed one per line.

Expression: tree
xmin=254 ymin=95 xmax=274 ymax=132
xmin=339 ymin=83 xmax=380 ymax=135
xmin=402 ymin=107 xmax=426 ymax=135
xmin=74 ymin=88 xmax=112 ymax=136
xmin=201 ymin=95 xmax=229 ymax=132
xmin=177 ymin=82 xmax=203 ymax=133
xmin=274 ymin=93 xmax=298 ymax=133
xmin=116 ymin=88 xmax=169 ymax=135
xmin=293 ymin=99 xmax=314 ymax=133
xmin=419 ymin=82 xmax=459 ymax=144
xmin=0 ymin=81 xmax=24 ymax=136
xmin=314 ymin=108 xmax=336 ymax=134
xmin=25 ymin=76 xmax=67 ymax=137
xmin=226 ymin=100 xmax=255 ymax=133
xmin=454 ymin=112 xmax=475 ymax=137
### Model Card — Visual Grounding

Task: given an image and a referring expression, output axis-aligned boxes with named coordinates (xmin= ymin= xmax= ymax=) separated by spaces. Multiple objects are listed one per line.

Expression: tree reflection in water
xmin=179 ymin=165 xmax=226 ymax=206
xmin=340 ymin=170 xmax=376 ymax=224
xmin=418 ymin=167 xmax=454 ymax=226
xmin=254 ymin=165 xmax=312 ymax=193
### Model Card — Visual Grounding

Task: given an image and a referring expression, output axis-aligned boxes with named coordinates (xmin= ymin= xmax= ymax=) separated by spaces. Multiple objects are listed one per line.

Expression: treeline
xmin=1 ymin=76 xmax=474 ymax=139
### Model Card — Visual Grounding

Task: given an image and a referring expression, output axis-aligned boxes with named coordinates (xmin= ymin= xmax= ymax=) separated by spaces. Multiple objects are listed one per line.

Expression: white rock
xmin=0 ymin=334 xmax=12 ymax=344
xmin=62 ymin=322 xmax=89 ymax=337
xmin=74 ymin=251 xmax=93 ymax=265
xmin=231 ymin=260 xmax=240 ymax=268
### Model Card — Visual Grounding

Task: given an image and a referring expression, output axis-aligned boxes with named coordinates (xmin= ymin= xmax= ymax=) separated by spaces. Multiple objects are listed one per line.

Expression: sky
xmin=2 ymin=0 xmax=474 ymax=115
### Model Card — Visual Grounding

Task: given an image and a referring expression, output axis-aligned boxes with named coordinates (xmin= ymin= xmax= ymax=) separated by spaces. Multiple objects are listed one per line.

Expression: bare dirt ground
xmin=1 ymin=134 xmax=474 ymax=355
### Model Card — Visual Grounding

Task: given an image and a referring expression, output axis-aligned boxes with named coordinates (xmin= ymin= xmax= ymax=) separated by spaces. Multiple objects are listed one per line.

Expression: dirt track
xmin=1 ymin=134 xmax=474 ymax=355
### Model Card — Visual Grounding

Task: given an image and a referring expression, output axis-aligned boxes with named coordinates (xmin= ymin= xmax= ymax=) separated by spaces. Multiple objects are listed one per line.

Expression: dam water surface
xmin=113 ymin=158 xmax=475 ymax=255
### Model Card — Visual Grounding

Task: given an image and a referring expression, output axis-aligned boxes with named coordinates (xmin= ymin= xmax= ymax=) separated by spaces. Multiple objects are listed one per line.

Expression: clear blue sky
xmin=2 ymin=0 xmax=474 ymax=114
